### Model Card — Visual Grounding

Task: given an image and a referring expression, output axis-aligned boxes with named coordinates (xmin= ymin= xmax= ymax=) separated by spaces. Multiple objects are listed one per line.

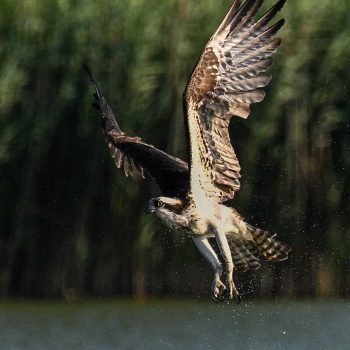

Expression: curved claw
xmin=211 ymin=279 xmax=226 ymax=303
xmin=225 ymin=289 xmax=241 ymax=304
xmin=224 ymin=278 xmax=241 ymax=304
xmin=236 ymin=293 xmax=241 ymax=304
xmin=211 ymin=295 xmax=224 ymax=303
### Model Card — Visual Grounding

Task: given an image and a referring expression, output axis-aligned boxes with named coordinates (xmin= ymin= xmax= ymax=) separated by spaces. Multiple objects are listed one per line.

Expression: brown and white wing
xmin=183 ymin=0 xmax=286 ymax=202
xmin=85 ymin=66 xmax=189 ymax=199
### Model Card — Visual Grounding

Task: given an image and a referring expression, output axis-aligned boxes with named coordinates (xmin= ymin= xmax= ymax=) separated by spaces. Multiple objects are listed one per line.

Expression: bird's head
xmin=145 ymin=197 xmax=187 ymax=229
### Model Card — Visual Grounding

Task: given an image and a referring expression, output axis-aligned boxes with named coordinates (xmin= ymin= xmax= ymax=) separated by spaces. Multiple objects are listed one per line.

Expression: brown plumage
xmin=184 ymin=0 xmax=286 ymax=203
xmin=84 ymin=65 xmax=189 ymax=199
xmin=250 ymin=226 xmax=291 ymax=262
xmin=85 ymin=0 xmax=286 ymax=203
xmin=227 ymin=237 xmax=261 ymax=272
xmin=86 ymin=0 xmax=291 ymax=303
xmin=223 ymin=225 xmax=291 ymax=273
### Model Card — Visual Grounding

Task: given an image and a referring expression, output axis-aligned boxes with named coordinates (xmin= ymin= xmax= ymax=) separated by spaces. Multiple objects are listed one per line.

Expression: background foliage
xmin=0 ymin=0 xmax=349 ymax=299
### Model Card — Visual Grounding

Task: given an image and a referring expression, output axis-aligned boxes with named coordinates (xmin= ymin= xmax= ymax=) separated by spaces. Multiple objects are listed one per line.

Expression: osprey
xmin=86 ymin=0 xmax=291 ymax=303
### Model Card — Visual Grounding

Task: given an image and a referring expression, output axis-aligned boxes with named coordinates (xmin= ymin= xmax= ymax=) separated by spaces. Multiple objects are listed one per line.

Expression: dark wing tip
xmin=275 ymin=0 xmax=287 ymax=11
xmin=273 ymin=18 xmax=285 ymax=32
xmin=83 ymin=64 xmax=104 ymax=102
xmin=83 ymin=64 xmax=122 ymax=133
xmin=83 ymin=63 xmax=94 ymax=84
xmin=214 ymin=0 xmax=242 ymax=35
xmin=254 ymin=0 xmax=287 ymax=30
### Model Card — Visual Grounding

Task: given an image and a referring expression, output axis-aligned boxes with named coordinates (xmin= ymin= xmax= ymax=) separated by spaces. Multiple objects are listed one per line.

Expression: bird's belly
xmin=189 ymin=218 xmax=209 ymax=236
xmin=186 ymin=200 xmax=245 ymax=238
xmin=187 ymin=201 xmax=218 ymax=234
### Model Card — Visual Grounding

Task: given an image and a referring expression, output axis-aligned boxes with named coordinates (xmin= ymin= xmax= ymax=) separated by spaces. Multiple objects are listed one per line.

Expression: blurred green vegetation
xmin=0 ymin=0 xmax=349 ymax=299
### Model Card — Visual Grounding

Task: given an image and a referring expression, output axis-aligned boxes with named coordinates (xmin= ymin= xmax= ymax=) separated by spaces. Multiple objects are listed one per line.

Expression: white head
xmin=145 ymin=197 xmax=188 ymax=229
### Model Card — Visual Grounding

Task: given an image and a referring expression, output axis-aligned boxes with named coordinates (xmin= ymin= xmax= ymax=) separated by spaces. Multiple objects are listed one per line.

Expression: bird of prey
xmin=86 ymin=0 xmax=291 ymax=303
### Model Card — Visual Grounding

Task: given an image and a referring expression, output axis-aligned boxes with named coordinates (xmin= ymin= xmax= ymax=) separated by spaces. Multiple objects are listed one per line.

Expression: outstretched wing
xmin=183 ymin=0 xmax=286 ymax=202
xmin=85 ymin=66 xmax=189 ymax=199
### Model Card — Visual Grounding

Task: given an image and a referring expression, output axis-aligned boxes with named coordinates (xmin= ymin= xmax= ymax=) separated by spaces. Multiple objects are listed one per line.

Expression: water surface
xmin=0 ymin=299 xmax=349 ymax=349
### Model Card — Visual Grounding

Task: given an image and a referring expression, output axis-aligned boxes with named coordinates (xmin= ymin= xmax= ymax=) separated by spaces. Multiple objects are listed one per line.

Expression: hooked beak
xmin=145 ymin=204 xmax=154 ymax=214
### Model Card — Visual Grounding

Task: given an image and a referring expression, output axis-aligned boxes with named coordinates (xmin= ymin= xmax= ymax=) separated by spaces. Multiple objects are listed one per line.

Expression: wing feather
xmin=183 ymin=0 xmax=286 ymax=202
xmin=85 ymin=65 xmax=189 ymax=199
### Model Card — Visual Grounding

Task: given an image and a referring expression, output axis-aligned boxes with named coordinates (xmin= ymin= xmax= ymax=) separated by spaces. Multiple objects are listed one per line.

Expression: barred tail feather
xmin=250 ymin=227 xmax=291 ymax=262
xmin=223 ymin=221 xmax=291 ymax=272
xmin=227 ymin=237 xmax=261 ymax=272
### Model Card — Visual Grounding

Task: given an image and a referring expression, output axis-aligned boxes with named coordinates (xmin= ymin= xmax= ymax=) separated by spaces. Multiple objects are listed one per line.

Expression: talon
xmin=218 ymin=293 xmax=226 ymax=303
xmin=211 ymin=279 xmax=226 ymax=303
xmin=224 ymin=278 xmax=240 ymax=303
xmin=211 ymin=296 xmax=221 ymax=303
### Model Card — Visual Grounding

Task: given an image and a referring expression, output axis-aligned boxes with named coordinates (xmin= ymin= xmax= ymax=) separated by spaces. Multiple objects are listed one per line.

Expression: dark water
xmin=0 ymin=299 xmax=349 ymax=350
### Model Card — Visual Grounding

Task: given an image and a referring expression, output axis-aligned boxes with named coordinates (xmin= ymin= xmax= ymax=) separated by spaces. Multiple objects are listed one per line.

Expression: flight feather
xmin=183 ymin=0 xmax=286 ymax=202
xmin=85 ymin=65 xmax=189 ymax=199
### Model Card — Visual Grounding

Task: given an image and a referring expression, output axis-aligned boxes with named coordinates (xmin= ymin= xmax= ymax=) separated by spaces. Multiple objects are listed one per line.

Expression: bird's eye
xmin=156 ymin=200 xmax=164 ymax=208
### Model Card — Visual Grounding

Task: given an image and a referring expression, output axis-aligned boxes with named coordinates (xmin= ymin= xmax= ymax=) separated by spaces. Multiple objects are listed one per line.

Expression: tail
xmin=248 ymin=225 xmax=291 ymax=262
xmin=225 ymin=225 xmax=291 ymax=273
xmin=227 ymin=237 xmax=261 ymax=272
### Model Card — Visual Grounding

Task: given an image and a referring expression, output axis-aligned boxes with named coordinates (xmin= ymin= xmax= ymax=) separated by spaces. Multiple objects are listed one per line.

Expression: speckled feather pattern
xmin=184 ymin=0 xmax=286 ymax=203
xmin=86 ymin=1 xmax=290 ymax=302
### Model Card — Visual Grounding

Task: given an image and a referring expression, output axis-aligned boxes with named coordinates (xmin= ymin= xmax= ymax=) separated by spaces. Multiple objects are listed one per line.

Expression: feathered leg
xmin=211 ymin=226 xmax=241 ymax=303
xmin=192 ymin=236 xmax=226 ymax=302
